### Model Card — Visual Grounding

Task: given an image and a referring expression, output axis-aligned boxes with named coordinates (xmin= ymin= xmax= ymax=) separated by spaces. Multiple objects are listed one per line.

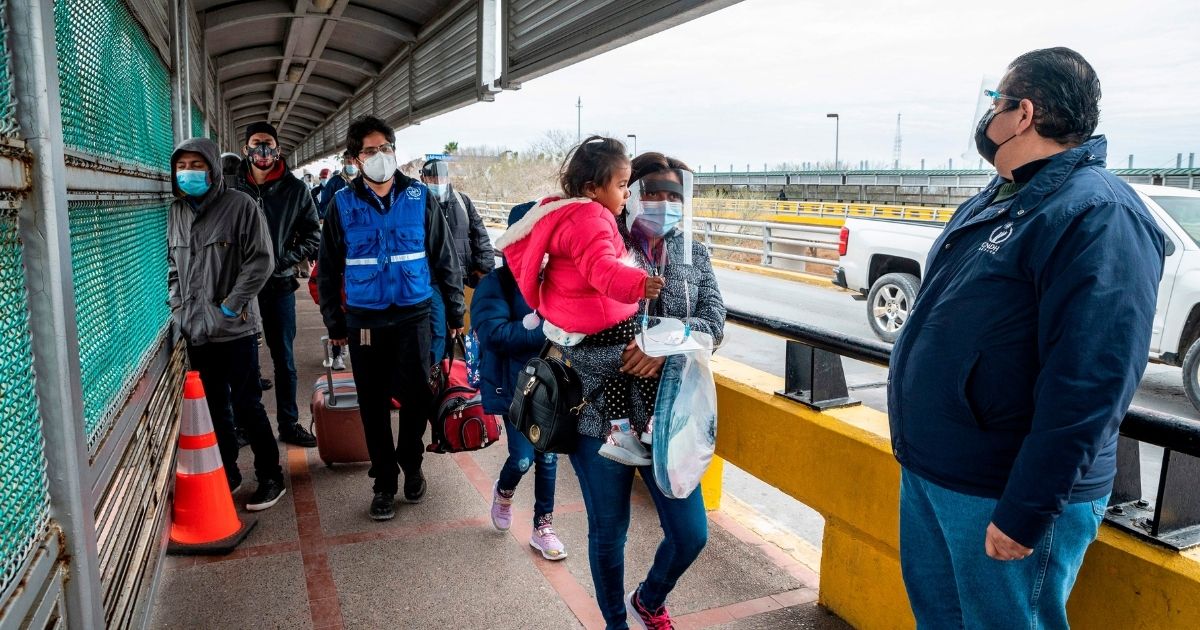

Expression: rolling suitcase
xmin=310 ymin=337 xmax=371 ymax=466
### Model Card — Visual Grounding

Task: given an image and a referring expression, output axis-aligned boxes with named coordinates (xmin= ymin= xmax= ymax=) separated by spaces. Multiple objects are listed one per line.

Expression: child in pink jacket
xmin=495 ymin=136 xmax=664 ymax=465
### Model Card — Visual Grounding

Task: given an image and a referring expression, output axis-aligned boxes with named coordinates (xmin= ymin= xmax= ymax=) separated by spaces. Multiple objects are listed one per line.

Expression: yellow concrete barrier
xmin=710 ymin=356 xmax=1200 ymax=629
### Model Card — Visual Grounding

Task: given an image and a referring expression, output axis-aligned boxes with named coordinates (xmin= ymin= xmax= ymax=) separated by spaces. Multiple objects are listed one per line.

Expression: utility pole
xmin=576 ymin=97 xmax=581 ymax=142
xmin=892 ymin=113 xmax=902 ymax=169
xmin=827 ymin=113 xmax=839 ymax=170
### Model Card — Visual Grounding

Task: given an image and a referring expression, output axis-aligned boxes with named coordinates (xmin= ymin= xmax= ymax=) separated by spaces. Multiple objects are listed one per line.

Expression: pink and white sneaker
xmin=529 ymin=524 xmax=568 ymax=561
xmin=490 ymin=481 xmax=513 ymax=531
xmin=626 ymin=587 xmax=674 ymax=629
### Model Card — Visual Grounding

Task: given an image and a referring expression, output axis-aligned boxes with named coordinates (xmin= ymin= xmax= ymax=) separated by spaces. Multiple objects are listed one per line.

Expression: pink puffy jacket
xmin=494 ymin=196 xmax=648 ymax=335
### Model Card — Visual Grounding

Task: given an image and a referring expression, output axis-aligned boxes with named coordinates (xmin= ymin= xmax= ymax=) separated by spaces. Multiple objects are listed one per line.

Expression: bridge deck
xmin=148 ymin=291 xmax=844 ymax=630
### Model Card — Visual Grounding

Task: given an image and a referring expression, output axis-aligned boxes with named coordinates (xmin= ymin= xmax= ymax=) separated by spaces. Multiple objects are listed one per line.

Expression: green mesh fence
xmin=54 ymin=0 xmax=173 ymax=169
xmin=190 ymin=103 xmax=204 ymax=140
xmin=70 ymin=201 xmax=170 ymax=446
xmin=0 ymin=212 xmax=51 ymax=596
xmin=0 ymin=1 xmax=19 ymax=137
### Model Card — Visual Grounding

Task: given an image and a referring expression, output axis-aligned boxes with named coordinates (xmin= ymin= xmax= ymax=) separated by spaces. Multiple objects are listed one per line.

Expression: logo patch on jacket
xmin=406 ymin=186 xmax=422 ymax=199
xmin=980 ymin=222 xmax=1013 ymax=254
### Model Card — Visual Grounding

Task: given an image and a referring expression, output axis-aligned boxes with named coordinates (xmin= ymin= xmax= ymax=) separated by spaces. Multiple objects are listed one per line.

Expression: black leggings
xmin=582 ymin=318 xmax=659 ymax=422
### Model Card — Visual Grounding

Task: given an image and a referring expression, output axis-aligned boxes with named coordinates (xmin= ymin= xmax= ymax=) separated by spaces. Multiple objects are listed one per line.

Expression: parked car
xmin=833 ymin=184 xmax=1200 ymax=412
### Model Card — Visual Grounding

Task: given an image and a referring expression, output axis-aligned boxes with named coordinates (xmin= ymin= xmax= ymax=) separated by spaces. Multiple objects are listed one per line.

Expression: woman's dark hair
xmin=1003 ymin=47 xmax=1101 ymax=146
xmin=346 ymin=115 xmax=396 ymax=157
xmin=559 ymin=135 xmax=629 ymax=198
xmin=630 ymin=152 xmax=692 ymax=185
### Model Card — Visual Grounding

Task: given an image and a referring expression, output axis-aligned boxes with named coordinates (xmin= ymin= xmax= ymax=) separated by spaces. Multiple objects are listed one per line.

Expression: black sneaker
xmin=370 ymin=492 xmax=396 ymax=521
xmin=280 ymin=424 xmax=317 ymax=447
xmin=246 ymin=479 xmax=286 ymax=511
xmin=259 ymin=378 xmax=273 ymax=391
xmin=403 ymin=471 xmax=427 ymax=503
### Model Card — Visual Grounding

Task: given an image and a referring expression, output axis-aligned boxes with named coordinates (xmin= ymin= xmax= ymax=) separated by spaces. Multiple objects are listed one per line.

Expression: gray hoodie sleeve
xmin=224 ymin=200 xmax=274 ymax=313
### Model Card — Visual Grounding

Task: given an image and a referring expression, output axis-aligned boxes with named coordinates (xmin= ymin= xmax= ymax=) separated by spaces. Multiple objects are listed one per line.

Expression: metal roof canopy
xmin=173 ymin=0 xmax=743 ymax=163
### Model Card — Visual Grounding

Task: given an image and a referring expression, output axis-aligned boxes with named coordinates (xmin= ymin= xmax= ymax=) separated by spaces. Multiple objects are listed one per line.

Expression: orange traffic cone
xmin=167 ymin=371 xmax=257 ymax=555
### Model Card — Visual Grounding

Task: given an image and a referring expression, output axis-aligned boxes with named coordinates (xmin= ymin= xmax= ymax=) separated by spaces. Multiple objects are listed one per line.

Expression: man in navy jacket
xmin=889 ymin=48 xmax=1165 ymax=628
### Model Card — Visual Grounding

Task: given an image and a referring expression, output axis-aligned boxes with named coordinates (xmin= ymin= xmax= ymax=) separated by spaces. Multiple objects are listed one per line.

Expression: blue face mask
xmin=176 ymin=170 xmax=210 ymax=197
xmin=428 ymin=183 xmax=449 ymax=199
xmin=343 ymin=164 xmax=358 ymax=176
xmin=633 ymin=201 xmax=684 ymax=237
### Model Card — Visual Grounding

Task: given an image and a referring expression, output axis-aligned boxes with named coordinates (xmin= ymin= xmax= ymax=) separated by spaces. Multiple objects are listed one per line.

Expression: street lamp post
xmin=626 ymin=134 xmax=637 ymax=156
xmin=827 ymin=113 xmax=839 ymax=171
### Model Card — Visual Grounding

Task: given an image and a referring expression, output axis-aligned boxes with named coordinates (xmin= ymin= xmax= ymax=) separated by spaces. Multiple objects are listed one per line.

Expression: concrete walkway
xmin=150 ymin=288 xmax=847 ymax=629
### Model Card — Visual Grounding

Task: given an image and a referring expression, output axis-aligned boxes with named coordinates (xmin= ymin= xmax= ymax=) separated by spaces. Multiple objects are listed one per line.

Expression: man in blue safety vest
xmin=167 ymin=137 xmax=287 ymax=512
xmin=316 ymin=115 xmax=464 ymax=521
xmin=888 ymin=47 xmax=1165 ymax=628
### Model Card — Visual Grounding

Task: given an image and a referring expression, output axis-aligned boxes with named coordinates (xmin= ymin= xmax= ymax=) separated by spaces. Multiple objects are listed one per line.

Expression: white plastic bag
xmin=651 ymin=331 xmax=717 ymax=499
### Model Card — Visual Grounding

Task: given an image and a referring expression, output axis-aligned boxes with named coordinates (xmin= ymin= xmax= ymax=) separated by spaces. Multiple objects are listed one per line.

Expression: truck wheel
xmin=1181 ymin=337 xmax=1200 ymax=414
xmin=867 ymin=273 xmax=919 ymax=343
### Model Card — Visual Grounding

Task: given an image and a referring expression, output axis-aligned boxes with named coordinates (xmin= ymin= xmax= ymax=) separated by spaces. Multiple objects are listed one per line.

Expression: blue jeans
xmin=497 ymin=417 xmax=557 ymax=524
xmin=258 ymin=288 xmax=299 ymax=431
xmin=899 ymin=468 xmax=1107 ymax=630
xmin=429 ymin=284 xmax=446 ymax=367
xmin=570 ymin=435 xmax=708 ymax=630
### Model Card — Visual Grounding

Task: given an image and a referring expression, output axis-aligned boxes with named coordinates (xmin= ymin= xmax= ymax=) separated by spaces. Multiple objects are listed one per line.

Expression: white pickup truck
xmin=832 ymin=184 xmax=1200 ymax=412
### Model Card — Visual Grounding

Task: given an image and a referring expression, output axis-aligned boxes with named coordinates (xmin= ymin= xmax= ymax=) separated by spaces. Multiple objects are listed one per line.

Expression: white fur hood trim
xmin=494 ymin=196 xmax=591 ymax=251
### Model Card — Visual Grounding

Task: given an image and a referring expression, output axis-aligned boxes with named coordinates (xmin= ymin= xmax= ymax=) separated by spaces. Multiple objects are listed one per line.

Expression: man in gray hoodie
xmin=168 ymin=137 xmax=286 ymax=511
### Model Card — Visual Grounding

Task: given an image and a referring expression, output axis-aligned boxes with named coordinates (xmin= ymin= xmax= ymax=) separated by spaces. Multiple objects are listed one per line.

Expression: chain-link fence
xmin=0 ymin=1 xmax=19 ymax=138
xmin=54 ymin=0 xmax=173 ymax=169
xmin=69 ymin=201 xmax=170 ymax=447
xmin=190 ymin=102 xmax=204 ymax=140
xmin=0 ymin=212 xmax=51 ymax=598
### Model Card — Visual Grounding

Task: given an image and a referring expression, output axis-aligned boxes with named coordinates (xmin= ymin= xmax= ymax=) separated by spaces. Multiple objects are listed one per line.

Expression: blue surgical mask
xmin=633 ymin=201 xmax=684 ymax=237
xmin=428 ymin=183 xmax=449 ymax=199
xmin=176 ymin=170 xmax=210 ymax=197
xmin=343 ymin=164 xmax=358 ymax=177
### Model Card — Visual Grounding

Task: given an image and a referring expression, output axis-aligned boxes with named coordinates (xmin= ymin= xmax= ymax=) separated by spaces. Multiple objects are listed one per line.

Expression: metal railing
xmin=475 ymin=201 xmax=842 ymax=269
xmin=691 ymin=198 xmax=955 ymax=223
xmin=726 ymin=307 xmax=1200 ymax=551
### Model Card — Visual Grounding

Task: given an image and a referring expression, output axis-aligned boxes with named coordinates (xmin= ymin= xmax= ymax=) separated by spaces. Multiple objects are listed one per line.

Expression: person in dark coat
xmin=889 ymin=48 xmax=1166 ymax=629
xmin=472 ymin=201 xmax=566 ymax=561
xmin=233 ymin=121 xmax=321 ymax=447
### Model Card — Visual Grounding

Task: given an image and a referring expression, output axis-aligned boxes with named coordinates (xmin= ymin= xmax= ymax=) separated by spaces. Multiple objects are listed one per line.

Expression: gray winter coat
xmin=167 ymin=137 xmax=274 ymax=346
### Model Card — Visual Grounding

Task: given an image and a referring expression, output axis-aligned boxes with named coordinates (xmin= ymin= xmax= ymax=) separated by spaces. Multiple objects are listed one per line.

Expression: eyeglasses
xmin=984 ymin=89 xmax=1022 ymax=106
xmin=359 ymin=143 xmax=395 ymax=158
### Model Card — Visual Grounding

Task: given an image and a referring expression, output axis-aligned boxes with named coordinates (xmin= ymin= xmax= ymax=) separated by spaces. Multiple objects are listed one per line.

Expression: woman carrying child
xmin=495 ymin=139 xmax=724 ymax=630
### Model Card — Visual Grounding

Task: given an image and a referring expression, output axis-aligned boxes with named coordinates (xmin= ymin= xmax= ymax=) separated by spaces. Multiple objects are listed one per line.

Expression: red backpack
xmin=426 ymin=339 xmax=502 ymax=453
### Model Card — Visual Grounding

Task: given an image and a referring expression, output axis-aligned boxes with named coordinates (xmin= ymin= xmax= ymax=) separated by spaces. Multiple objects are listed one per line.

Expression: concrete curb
xmin=711 ymin=259 xmax=850 ymax=292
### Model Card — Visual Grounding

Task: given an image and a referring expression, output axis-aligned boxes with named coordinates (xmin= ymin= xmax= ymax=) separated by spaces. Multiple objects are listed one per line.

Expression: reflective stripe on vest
xmin=345 ymin=251 xmax=427 ymax=266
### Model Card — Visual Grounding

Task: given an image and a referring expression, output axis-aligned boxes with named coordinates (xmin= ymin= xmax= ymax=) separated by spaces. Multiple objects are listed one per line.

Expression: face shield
xmin=625 ymin=168 xmax=694 ymax=265
xmin=965 ymin=74 xmax=1004 ymax=169
xmin=420 ymin=160 xmax=451 ymax=202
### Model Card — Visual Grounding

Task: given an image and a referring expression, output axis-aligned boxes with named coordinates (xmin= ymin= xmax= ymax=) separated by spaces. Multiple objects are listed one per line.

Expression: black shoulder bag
xmin=509 ymin=343 xmax=584 ymax=454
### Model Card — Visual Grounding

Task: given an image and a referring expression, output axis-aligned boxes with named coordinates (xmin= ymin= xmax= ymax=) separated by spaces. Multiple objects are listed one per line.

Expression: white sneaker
xmin=599 ymin=426 xmax=652 ymax=466
xmin=332 ymin=354 xmax=346 ymax=371
xmin=640 ymin=416 xmax=654 ymax=446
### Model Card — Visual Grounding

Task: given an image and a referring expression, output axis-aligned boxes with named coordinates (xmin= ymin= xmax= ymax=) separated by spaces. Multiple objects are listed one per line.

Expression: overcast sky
xmin=311 ymin=0 xmax=1200 ymax=173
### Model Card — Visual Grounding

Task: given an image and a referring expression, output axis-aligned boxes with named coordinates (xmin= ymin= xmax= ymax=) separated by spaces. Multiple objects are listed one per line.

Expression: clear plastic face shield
xmin=965 ymin=74 xmax=1005 ymax=168
xmin=420 ymin=160 xmax=451 ymax=202
xmin=625 ymin=168 xmax=694 ymax=266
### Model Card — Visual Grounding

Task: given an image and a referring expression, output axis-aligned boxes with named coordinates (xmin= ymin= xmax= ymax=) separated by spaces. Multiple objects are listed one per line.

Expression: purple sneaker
xmin=529 ymin=524 xmax=567 ymax=561
xmin=490 ymin=481 xmax=513 ymax=531
xmin=626 ymin=587 xmax=673 ymax=629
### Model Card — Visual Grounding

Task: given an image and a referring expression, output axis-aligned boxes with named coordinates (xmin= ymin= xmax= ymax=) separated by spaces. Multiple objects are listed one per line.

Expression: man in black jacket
xmin=317 ymin=116 xmax=464 ymax=521
xmin=419 ymin=158 xmax=493 ymax=364
xmin=235 ymin=121 xmax=321 ymax=447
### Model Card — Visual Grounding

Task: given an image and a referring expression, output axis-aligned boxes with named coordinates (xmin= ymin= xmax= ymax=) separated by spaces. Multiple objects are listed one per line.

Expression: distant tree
xmin=443 ymin=141 xmax=459 ymax=154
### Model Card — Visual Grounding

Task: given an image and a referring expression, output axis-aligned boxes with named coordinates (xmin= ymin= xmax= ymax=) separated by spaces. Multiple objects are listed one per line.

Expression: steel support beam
xmin=8 ymin=0 xmax=105 ymax=625
xmin=170 ymin=0 xmax=191 ymax=141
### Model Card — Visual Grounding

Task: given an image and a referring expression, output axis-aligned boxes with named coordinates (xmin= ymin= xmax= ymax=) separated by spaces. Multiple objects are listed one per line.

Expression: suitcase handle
xmin=321 ymin=335 xmax=338 ymax=406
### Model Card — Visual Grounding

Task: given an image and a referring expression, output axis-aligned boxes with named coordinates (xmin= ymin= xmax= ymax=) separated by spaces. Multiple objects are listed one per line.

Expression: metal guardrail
xmin=725 ymin=307 xmax=1200 ymax=551
xmin=476 ymin=201 xmax=842 ymax=269
xmin=692 ymin=198 xmax=955 ymax=223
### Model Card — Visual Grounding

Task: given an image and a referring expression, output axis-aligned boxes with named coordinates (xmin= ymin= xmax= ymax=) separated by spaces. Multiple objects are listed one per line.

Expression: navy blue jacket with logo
xmin=887 ymin=136 xmax=1165 ymax=548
